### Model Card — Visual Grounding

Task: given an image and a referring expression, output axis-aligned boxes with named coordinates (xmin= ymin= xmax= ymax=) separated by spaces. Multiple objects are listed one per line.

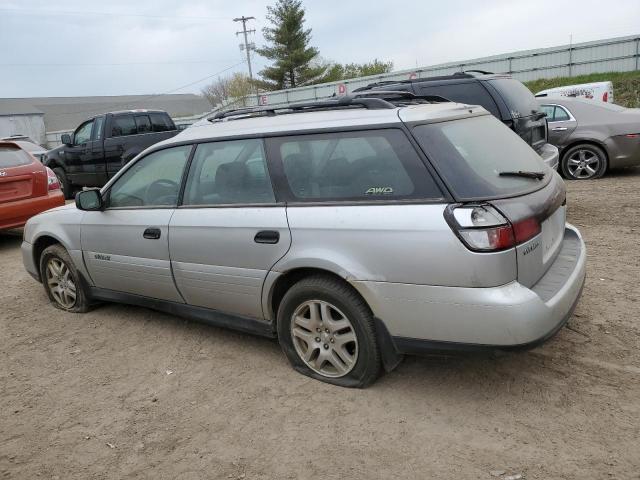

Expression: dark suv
xmin=354 ymin=72 xmax=559 ymax=169
xmin=45 ymin=110 xmax=179 ymax=198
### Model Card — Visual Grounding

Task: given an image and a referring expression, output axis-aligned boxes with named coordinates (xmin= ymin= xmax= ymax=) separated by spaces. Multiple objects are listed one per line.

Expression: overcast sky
xmin=1 ymin=0 xmax=638 ymax=98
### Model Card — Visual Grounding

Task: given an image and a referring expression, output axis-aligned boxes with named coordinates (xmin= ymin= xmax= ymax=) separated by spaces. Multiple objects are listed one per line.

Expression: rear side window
xmin=0 ymin=146 xmax=32 ymax=168
xmin=150 ymin=113 xmax=175 ymax=132
xmin=111 ymin=115 xmax=137 ymax=137
xmin=413 ymin=115 xmax=549 ymax=200
xmin=553 ymin=106 xmax=570 ymax=121
xmin=135 ymin=115 xmax=152 ymax=134
xmin=416 ymin=82 xmax=500 ymax=117
xmin=268 ymin=129 xmax=443 ymax=202
xmin=540 ymin=105 xmax=555 ymax=120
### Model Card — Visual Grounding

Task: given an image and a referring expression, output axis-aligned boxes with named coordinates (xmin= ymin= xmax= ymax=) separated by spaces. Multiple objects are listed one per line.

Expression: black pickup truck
xmin=45 ymin=110 xmax=179 ymax=198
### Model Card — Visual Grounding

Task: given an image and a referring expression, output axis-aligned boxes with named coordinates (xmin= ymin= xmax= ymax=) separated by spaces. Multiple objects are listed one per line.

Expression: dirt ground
xmin=1 ymin=169 xmax=639 ymax=480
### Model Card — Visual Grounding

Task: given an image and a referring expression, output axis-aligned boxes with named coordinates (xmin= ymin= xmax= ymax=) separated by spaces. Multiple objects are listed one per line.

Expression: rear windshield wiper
xmin=499 ymin=170 xmax=545 ymax=180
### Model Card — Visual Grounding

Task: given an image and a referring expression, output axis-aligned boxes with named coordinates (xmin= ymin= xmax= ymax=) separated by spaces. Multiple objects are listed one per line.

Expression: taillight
xmin=625 ymin=134 xmax=639 ymax=139
xmin=603 ymin=92 xmax=608 ymax=102
xmin=446 ymin=204 xmax=540 ymax=252
xmin=45 ymin=167 xmax=60 ymax=191
xmin=512 ymin=217 xmax=541 ymax=243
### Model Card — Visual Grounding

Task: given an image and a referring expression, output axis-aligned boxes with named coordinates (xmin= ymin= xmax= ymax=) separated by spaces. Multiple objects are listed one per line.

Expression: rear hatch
xmin=484 ymin=77 xmax=548 ymax=153
xmin=411 ymin=114 xmax=566 ymax=287
xmin=0 ymin=143 xmax=47 ymax=204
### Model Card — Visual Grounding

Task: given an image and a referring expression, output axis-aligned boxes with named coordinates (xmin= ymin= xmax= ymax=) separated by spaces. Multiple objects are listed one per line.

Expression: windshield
xmin=0 ymin=146 xmax=33 ymax=168
xmin=488 ymin=78 xmax=539 ymax=119
xmin=413 ymin=115 xmax=549 ymax=200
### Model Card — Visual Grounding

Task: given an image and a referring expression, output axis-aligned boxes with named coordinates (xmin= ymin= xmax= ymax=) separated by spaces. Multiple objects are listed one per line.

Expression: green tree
xmin=256 ymin=0 xmax=325 ymax=90
xmin=322 ymin=59 xmax=394 ymax=83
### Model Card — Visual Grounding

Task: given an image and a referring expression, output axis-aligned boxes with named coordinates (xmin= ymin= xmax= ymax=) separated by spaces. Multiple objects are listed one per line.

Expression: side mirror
xmin=75 ymin=189 xmax=103 ymax=211
xmin=61 ymin=134 xmax=72 ymax=145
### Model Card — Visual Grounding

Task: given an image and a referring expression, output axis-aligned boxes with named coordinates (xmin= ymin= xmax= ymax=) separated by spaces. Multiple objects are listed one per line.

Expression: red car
xmin=0 ymin=141 xmax=65 ymax=230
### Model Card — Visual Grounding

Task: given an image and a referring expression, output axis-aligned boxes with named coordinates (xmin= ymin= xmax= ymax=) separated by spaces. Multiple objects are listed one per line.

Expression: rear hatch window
xmin=413 ymin=115 xmax=549 ymax=200
xmin=487 ymin=78 xmax=539 ymax=119
xmin=0 ymin=146 xmax=33 ymax=168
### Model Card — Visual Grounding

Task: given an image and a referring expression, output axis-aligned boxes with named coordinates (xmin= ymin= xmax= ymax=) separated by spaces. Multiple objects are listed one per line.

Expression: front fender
xmin=24 ymin=205 xmax=92 ymax=285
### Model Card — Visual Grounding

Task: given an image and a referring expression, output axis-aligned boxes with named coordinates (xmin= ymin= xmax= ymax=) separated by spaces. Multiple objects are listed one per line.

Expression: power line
xmin=1 ymin=60 xmax=240 ymax=67
xmin=52 ymin=60 xmax=247 ymax=117
xmin=0 ymin=7 xmax=231 ymax=21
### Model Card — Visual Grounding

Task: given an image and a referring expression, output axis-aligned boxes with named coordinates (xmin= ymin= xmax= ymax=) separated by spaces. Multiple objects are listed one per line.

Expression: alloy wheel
xmin=290 ymin=300 xmax=358 ymax=378
xmin=566 ymin=149 xmax=601 ymax=179
xmin=45 ymin=258 xmax=77 ymax=309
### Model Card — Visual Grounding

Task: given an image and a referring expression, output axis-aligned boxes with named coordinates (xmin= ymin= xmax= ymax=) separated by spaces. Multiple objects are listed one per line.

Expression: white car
xmin=535 ymin=81 xmax=613 ymax=104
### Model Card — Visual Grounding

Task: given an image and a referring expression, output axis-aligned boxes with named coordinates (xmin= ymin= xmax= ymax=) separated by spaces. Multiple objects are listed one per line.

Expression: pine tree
xmin=256 ymin=0 xmax=325 ymax=90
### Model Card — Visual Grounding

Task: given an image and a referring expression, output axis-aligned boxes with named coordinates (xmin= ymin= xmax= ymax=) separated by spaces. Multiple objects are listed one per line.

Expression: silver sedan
xmin=538 ymin=97 xmax=640 ymax=180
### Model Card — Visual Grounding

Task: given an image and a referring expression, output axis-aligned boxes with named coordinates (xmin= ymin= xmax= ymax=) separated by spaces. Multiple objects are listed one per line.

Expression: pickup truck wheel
xmin=277 ymin=275 xmax=381 ymax=388
xmin=39 ymin=244 xmax=91 ymax=313
xmin=561 ymin=144 xmax=607 ymax=180
xmin=53 ymin=168 xmax=73 ymax=199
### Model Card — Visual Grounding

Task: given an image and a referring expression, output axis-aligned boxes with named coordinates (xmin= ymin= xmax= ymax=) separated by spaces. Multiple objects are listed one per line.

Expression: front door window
xmin=74 ymin=120 xmax=94 ymax=145
xmin=107 ymin=145 xmax=192 ymax=208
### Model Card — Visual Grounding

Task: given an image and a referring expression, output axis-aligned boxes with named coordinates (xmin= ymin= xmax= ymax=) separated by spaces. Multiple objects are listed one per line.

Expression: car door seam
xmin=167 ymin=206 xmax=188 ymax=304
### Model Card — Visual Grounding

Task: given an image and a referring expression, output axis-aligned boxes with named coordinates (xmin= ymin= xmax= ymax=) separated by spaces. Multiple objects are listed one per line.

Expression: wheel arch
xmin=267 ymin=267 xmax=354 ymax=323
xmin=32 ymin=234 xmax=63 ymax=280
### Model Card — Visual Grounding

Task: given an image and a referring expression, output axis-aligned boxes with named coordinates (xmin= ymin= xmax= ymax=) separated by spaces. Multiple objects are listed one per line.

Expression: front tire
xmin=39 ymin=244 xmax=90 ymax=313
xmin=560 ymin=144 xmax=607 ymax=180
xmin=277 ymin=275 xmax=381 ymax=388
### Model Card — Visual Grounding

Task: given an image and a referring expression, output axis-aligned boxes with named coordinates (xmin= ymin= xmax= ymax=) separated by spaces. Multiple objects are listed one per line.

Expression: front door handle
xmin=143 ymin=227 xmax=161 ymax=240
xmin=254 ymin=230 xmax=280 ymax=244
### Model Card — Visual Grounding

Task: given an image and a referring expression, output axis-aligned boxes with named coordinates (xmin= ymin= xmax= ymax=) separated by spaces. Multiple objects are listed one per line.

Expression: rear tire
xmin=53 ymin=168 xmax=73 ymax=199
xmin=277 ymin=275 xmax=381 ymax=388
xmin=560 ymin=144 xmax=607 ymax=180
xmin=39 ymin=244 xmax=91 ymax=313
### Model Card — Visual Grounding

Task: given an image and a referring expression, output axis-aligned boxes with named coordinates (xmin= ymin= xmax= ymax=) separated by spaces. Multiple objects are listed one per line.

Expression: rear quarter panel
xmin=275 ymin=204 xmax=517 ymax=287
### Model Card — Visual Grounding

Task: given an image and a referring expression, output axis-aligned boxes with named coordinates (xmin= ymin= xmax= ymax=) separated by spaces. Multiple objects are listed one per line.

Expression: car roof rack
xmin=209 ymin=91 xmax=450 ymax=122
xmin=455 ymin=69 xmax=494 ymax=76
xmin=354 ymin=70 xmax=500 ymax=91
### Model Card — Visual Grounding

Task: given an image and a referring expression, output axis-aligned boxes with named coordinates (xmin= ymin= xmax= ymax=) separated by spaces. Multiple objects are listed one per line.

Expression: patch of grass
xmin=524 ymin=71 xmax=640 ymax=108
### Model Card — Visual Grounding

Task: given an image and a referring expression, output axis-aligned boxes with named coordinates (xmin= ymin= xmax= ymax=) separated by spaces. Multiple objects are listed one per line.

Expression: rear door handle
xmin=143 ymin=227 xmax=161 ymax=240
xmin=552 ymin=127 xmax=568 ymax=131
xmin=254 ymin=230 xmax=280 ymax=244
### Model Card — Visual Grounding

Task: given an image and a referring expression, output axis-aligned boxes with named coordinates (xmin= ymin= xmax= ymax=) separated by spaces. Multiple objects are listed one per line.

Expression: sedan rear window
xmin=0 ymin=146 xmax=33 ymax=168
xmin=413 ymin=115 xmax=549 ymax=200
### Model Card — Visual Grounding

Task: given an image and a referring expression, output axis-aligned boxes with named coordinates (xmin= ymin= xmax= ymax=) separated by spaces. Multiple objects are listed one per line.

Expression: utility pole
xmin=234 ymin=16 xmax=259 ymax=103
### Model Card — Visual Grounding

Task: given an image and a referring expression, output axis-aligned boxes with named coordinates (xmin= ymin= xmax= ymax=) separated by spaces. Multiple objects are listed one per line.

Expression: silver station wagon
xmin=22 ymin=92 xmax=586 ymax=387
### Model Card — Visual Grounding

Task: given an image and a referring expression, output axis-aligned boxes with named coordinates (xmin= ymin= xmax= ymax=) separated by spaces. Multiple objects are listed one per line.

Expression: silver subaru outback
xmin=22 ymin=93 xmax=586 ymax=387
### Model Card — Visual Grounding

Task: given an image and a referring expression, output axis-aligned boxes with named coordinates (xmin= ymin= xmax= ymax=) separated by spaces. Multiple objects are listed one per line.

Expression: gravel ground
xmin=1 ymin=169 xmax=639 ymax=479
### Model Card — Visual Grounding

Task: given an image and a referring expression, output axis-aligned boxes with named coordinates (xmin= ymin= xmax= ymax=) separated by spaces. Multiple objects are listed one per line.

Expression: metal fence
xmin=241 ymin=34 xmax=640 ymax=108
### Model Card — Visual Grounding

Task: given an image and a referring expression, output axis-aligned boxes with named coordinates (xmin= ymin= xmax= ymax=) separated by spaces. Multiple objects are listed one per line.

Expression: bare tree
xmin=201 ymin=77 xmax=232 ymax=107
xmin=201 ymin=73 xmax=254 ymax=107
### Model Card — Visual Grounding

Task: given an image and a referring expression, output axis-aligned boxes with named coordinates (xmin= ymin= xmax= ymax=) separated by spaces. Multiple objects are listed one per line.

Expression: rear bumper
xmin=538 ymin=142 xmax=559 ymax=170
xmin=352 ymin=224 xmax=586 ymax=351
xmin=0 ymin=192 xmax=65 ymax=230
